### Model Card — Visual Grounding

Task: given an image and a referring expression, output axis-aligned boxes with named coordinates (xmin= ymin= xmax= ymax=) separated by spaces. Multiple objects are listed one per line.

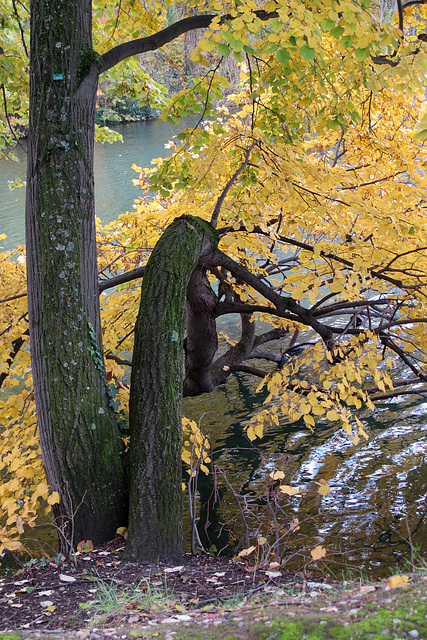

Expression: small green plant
xmin=82 ymin=573 xmax=175 ymax=627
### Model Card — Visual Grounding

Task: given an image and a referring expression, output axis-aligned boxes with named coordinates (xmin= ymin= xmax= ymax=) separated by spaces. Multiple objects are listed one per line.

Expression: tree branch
xmin=204 ymin=249 xmax=334 ymax=345
xmin=227 ymin=364 xmax=267 ymax=378
xmin=100 ymin=10 xmax=278 ymax=74
xmin=210 ymin=143 xmax=256 ymax=228
xmin=1 ymin=83 xmax=27 ymax=152
xmin=98 ymin=266 xmax=146 ymax=292
xmin=0 ymin=329 xmax=29 ymax=389
xmin=12 ymin=0 xmax=29 ymax=59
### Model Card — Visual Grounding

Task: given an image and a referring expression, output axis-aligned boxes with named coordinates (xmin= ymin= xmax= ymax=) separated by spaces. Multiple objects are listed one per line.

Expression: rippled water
xmin=183 ymin=373 xmax=426 ymax=577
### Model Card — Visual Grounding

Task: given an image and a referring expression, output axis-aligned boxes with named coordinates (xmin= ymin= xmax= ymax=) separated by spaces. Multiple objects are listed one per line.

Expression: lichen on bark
xmin=26 ymin=0 xmax=127 ymax=547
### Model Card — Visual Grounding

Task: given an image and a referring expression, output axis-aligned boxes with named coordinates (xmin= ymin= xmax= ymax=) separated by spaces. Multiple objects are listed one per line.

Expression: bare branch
xmin=227 ymin=364 xmax=267 ymax=378
xmin=12 ymin=0 xmax=29 ymax=59
xmin=204 ymin=249 xmax=334 ymax=345
xmin=1 ymin=83 xmax=27 ymax=152
xmin=380 ymin=334 xmax=427 ymax=382
xmin=98 ymin=266 xmax=146 ymax=292
xmin=0 ymin=292 xmax=27 ymax=303
xmin=105 ymin=353 xmax=132 ymax=367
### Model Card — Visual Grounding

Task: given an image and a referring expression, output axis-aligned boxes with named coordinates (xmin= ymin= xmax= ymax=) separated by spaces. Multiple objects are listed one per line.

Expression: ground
xmin=0 ymin=539 xmax=426 ymax=640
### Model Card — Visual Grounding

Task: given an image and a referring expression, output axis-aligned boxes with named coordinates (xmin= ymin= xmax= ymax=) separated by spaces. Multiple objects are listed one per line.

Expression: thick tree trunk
xmin=26 ymin=0 xmax=127 ymax=547
xmin=127 ymin=216 xmax=218 ymax=562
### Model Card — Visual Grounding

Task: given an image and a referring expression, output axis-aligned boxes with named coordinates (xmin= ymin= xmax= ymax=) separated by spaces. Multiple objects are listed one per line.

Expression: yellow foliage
xmin=2 ymin=0 xmax=427 ymax=559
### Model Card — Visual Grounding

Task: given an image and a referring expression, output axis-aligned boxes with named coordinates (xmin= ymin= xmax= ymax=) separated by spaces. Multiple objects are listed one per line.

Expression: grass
xmin=80 ymin=573 xmax=176 ymax=627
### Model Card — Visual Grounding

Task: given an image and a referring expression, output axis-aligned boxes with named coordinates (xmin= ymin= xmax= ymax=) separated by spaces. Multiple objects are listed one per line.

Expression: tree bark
xmin=184 ymin=264 xmax=218 ymax=396
xmin=127 ymin=215 xmax=218 ymax=562
xmin=26 ymin=0 xmax=127 ymax=548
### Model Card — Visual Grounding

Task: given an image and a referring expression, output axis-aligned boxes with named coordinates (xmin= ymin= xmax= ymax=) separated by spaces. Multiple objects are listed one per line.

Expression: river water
xmin=0 ymin=119 xmax=186 ymax=250
xmin=0 ymin=121 xmax=426 ymax=577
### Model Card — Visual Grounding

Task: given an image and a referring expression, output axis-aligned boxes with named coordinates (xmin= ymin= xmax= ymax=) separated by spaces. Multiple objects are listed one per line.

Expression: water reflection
xmin=183 ymin=374 xmax=427 ymax=577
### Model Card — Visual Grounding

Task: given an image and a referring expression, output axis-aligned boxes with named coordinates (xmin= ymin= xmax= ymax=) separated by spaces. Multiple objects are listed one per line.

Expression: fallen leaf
xmin=238 ymin=546 xmax=257 ymax=557
xmin=359 ymin=585 xmax=376 ymax=594
xmin=265 ymin=570 xmax=282 ymax=578
xmin=310 ymin=545 xmax=327 ymax=560
xmin=269 ymin=562 xmax=281 ymax=569
xmin=316 ymin=479 xmax=332 ymax=496
xmin=164 ymin=565 xmax=184 ymax=573
xmin=38 ymin=590 xmax=53 ymax=597
xmin=77 ymin=540 xmax=94 ymax=553
xmin=269 ymin=470 xmax=285 ymax=480
xmin=40 ymin=600 xmax=54 ymax=607
xmin=386 ymin=575 xmax=411 ymax=589
xmin=128 ymin=614 xmax=140 ymax=624
xmin=59 ymin=574 xmax=76 ymax=582
xmin=45 ymin=605 xmax=57 ymax=613
xmin=280 ymin=485 xmax=301 ymax=496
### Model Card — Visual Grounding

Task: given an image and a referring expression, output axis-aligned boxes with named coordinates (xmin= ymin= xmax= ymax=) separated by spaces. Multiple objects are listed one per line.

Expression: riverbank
xmin=0 ymin=539 xmax=425 ymax=640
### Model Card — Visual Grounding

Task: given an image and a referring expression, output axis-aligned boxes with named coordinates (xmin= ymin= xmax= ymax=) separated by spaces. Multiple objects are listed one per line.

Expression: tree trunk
xmin=127 ymin=215 xmax=218 ymax=562
xmin=183 ymin=264 xmax=218 ymax=396
xmin=26 ymin=0 xmax=127 ymax=548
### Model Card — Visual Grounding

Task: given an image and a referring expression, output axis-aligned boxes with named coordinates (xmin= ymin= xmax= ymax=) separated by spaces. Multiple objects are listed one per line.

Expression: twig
xmin=12 ymin=0 xmax=29 ymax=58
xmin=0 ymin=84 xmax=27 ymax=152
xmin=215 ymin=465 xmax=250 ymax=548
xmin=210 ymin=143 xmax=256 ymax=228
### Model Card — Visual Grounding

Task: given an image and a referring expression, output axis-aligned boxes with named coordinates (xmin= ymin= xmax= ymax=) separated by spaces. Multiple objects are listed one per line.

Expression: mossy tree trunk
xmin=127 ymin=216 xmax=218 ymax=562
xmin=26 ymin=0 xmax=127 ymax=548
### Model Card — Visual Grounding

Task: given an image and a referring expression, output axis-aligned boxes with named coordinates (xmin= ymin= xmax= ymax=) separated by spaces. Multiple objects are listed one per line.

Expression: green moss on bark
xmin=26 ymin=0 xmax=127 ymax=547
xmin=127 ymin=216 xmax=218 ymax=562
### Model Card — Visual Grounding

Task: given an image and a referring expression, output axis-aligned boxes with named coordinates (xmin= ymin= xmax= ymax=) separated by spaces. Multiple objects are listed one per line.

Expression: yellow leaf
xmin=31 ymin=482 xmax=49 ymax=501
xmin=116 ymin=526 xmax=128 ymax=539
xmin=280 ymin=485 xmax=300 ymax=496
xmin=386 ymin=575 xmax=411 ymax=588
xmin=238 ymin=545 xmax=257 ymax=557
xmin=254 ymin=422 xmax=264 ymax=438
xmin=199 ymin=39 xmax=216 ymax=52
xmin=269 ymin=470 xmax=285 ymax=480
xmin=326 ymin=410 xmax=340 ymax=421
xmin=316 ymin=479 xmax=331 ymax=495
xmin=257 ymin=536 xmax=267 ymax=545
xmin=310 ymin=545 xmax=327 ymax=560
xmin=47 ymin=491 xmax=60 ymax=505
xmin=247 ymin=426 xmax=256 ymax=441
xmin=16 ymin=516 xmax=24 ymax=535
xmin=3 ymin=540 xmax=22 ymax=551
